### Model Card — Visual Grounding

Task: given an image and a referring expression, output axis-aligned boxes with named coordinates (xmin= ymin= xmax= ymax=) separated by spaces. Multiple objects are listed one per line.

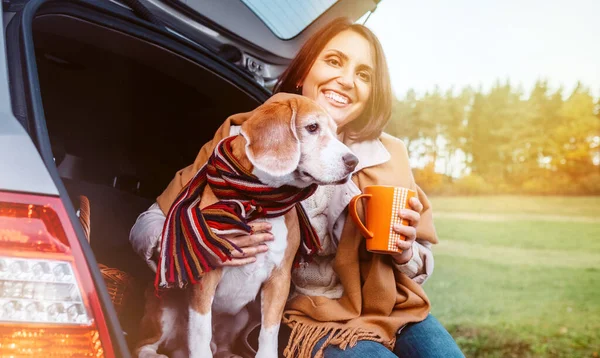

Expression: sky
xmin=364 ymin=0 xmax=600 ymax=99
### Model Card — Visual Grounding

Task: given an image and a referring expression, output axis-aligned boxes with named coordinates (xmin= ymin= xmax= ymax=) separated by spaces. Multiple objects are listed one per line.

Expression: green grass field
xmin=425 ymin=196 xmax=600 ymax=358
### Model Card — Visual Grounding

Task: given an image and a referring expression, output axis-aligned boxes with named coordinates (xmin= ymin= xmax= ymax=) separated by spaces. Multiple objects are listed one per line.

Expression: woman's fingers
xmin=393 ymin=223 xmax=417 ymax=243
xmin=249 ymin=221 xmax=272 ymax=233
xmin=398 ymin=208 xmax=420 ymax=228
xmin=217 ymin=221 xmax=273 ymax=267
xmin=408 ymin=197 xmax=423 ymax=213
xmin=395 ymin=238 xmax=412 ymax=251
xmin=220 ymin=256 xmax=257 ymax=267
xmin=214 ymin=221 xmax=274 ymax=267
xmin=229 ymin=232 xmax=274 ymax=248
xmin=392 ymin=199 xmax=420 ymax=253
xmin=230 ymin=244 xmax=269 ymax=258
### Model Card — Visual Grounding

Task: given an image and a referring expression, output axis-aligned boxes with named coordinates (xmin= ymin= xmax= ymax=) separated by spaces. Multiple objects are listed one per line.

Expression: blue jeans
xmin=311 ymin=315 xmax=464 ymax=358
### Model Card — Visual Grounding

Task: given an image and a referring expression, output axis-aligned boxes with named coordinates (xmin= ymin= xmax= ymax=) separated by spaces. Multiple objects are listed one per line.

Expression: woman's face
xmin=301 ymin=30 xmax=374 ymax=128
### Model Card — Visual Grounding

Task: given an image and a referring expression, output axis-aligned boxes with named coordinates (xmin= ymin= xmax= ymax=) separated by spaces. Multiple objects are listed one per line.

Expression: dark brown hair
xmin=274 ymin=17 xmax=392 ymax=141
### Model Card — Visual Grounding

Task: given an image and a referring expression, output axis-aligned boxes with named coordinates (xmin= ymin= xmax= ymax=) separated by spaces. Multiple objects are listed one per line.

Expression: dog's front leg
xmin=189 ymin=269 xmax=222 ymax=358
xmin=256 ymin=269 xmax=291 ymax=358
xmin=256 ymin=212 xmax=301 ymax=358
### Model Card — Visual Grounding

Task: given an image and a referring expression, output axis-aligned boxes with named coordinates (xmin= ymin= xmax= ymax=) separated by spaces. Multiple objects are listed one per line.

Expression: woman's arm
xmin=129 ymin=203 xmax=275 ymax=272
xmin=381 ymin=137 xmax=438 ymax=284
xmin=129 ymin=203 xmax=165 ymax=272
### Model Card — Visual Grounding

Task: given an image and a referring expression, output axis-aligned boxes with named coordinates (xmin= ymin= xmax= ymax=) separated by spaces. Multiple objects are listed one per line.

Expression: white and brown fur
xmin=136 ymin=96 xmax=358 ymax=358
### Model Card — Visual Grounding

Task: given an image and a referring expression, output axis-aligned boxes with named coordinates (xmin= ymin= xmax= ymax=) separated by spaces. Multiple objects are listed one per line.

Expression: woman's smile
xmin=323 ymin=89 xmax=352 ymax=106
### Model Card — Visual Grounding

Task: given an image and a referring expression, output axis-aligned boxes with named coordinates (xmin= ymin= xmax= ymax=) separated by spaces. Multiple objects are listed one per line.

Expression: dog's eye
xmin=306 ymin=123 xmax=319 ymax=133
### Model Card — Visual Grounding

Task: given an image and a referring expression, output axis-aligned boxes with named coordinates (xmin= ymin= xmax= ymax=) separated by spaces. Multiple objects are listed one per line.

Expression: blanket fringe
xmin=283 ymin=320 xmax=395 ymax=358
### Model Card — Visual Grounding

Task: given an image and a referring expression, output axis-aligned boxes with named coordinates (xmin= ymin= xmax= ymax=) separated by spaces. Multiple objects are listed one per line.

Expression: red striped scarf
xmin=156 ymin=136 xmax=321 ymax=290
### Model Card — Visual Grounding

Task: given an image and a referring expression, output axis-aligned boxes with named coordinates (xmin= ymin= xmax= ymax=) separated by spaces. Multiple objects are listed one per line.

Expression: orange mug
xmin=349 ymin=185 xmax=416 ymax=254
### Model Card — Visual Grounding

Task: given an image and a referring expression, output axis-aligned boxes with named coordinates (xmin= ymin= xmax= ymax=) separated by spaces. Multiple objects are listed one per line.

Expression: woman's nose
xmin=336 ymin=70 xmax=354 ymax=89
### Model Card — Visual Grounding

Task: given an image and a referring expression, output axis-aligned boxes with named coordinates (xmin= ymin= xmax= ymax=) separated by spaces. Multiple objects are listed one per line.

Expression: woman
xmin=131 ymin=17 xmax=463 ymax=358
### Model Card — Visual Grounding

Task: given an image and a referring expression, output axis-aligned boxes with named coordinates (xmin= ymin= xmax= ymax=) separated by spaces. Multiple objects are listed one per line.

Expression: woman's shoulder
xmin=378 ymin=132 xmax=409 ymax=157
xmin=354 ymin=132 xmax=414 ymax=189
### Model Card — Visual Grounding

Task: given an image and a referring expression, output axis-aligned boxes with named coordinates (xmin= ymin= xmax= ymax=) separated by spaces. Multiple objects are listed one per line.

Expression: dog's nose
xmin=343 ymin=153 xmax=359 ymax=171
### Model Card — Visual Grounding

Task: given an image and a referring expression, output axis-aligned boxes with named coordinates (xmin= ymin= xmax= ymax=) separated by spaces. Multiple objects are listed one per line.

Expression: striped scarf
xmin=156 ymin=136 xmax=321 ymax=290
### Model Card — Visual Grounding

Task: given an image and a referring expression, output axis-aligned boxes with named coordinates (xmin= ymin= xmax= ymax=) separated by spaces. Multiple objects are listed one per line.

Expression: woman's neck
xmin=338 ymin=131 xmax=357 ymax=146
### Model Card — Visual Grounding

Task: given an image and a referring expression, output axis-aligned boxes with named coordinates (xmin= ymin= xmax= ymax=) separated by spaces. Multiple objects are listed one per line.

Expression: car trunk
xmin=28 ymin=9 xmax=265 ymax=349
xmin=144 ymin=0 xmax=379 ymax=85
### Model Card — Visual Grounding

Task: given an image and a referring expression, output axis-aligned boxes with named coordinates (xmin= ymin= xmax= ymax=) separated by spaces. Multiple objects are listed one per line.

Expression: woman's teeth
xmin=325 ymin=91 xmax=349 ymax=105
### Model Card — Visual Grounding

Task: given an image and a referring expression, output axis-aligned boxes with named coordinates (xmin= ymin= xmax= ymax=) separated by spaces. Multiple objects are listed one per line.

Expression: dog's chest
xmin=212 ymin=216 xmax=288 ymax=315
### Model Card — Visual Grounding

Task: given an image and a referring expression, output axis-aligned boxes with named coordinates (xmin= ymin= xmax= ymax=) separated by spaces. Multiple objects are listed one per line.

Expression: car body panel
xmin=0 ymin=4 xmax=57 ymax=196
xmin=0 ymin=113 xmax=58 ymax=195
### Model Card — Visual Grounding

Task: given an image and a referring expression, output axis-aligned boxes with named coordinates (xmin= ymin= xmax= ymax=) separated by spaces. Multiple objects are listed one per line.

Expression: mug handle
xmin=349 ymin=194 xmax=374 ymax=239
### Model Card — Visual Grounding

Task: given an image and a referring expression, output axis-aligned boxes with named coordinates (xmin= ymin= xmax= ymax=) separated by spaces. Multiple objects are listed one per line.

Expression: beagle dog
xmin=136 ymin=95 xmax=358 ymax=358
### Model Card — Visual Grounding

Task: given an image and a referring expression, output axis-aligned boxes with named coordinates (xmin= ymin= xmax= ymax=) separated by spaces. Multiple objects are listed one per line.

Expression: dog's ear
xmin=240 ymin=100 xmax=301 ymax=177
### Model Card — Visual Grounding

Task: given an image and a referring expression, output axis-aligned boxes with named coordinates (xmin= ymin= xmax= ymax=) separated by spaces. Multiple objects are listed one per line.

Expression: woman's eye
xmin=306 ymin=123 xmax=319 ymax=133
xmin=326 ymin=58 xmax=341 ymax=67
xmin=358 ymin=71 xmax=371 ymax=82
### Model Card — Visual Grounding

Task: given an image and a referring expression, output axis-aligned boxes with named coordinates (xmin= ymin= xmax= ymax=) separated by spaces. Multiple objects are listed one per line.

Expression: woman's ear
xmin=240 ymin=100 xmax=301 ymax=177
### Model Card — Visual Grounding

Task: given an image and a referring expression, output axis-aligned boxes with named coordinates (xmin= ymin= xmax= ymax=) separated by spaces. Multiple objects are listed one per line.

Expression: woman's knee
xmin=394 ymin=315 xmax=464 ymax=358
xmin=313 ymin=338 xmax=397 ymax=358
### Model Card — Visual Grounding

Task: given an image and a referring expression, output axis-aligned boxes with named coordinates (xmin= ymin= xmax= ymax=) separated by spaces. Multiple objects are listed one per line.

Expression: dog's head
xmin=240 ymin=94 xmax=358 ymax=188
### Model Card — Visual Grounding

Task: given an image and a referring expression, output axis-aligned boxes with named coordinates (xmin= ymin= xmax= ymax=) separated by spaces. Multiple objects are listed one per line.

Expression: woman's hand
xmin=391 ymin=197 xmax=423 ymax=265
xmin=218 ymin=221 xmax=273 ymax=266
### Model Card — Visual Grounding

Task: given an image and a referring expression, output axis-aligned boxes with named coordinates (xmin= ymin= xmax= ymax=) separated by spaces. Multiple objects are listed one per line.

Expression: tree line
xmin=386 ymin=80 xmax=600 ymax=195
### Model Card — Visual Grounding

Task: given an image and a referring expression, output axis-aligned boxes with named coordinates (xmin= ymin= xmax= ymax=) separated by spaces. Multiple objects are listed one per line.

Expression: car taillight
xmin=0 ymin=191 xmax=114 ymax=357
